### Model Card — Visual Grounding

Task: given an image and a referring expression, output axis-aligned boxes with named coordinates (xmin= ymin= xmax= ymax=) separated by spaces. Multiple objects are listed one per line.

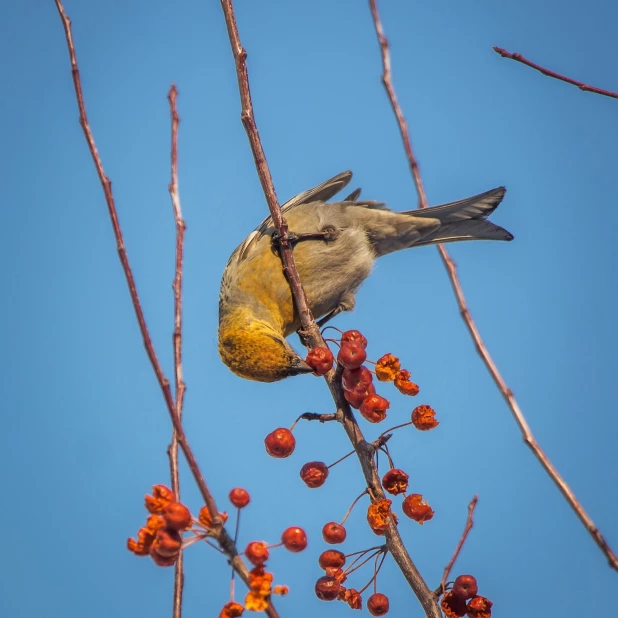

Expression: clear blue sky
xmin=2 ymin=1 xmax=617 ymax=616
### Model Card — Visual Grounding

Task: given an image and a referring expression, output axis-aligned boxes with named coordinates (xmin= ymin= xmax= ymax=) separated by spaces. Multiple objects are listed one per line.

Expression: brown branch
xmin=439 ymin=496 xmax=478 ymax=595
xmin=167 ymin=84 xmax=186 ymax=618
xmin=368 ymin=0 xmax=618 ymax=573
xmin=218 ymin=1 xmax=441 ymax=616
xmin=53 ymin=0 xmax=275 ymax=608
xmin=493 ymin=47 xmax=618 ymax=100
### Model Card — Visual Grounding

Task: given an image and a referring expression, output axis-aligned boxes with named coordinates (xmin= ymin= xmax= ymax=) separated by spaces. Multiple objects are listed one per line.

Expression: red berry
xmin=341 ymin=330 xmax=368 ymax=349
xmin=245 ymin=541 xmax=269 ymax=566
xmin=344 ymin=382 xmax=376 ymax=409
xmin=264 ymin=428 xmax=296 ymax=458
xmin=162 ymin=502 xmax=192 ymax=530
xmin=322 ymin=522 xmax=347 ymax=544
xmin=337 ymin=341 xmax=367 ymax=369
xmin=318 ymin=549 xmax=346 ymax=569
xmin=300 ymin=461 xmax=329 ymax=488
xmin=229 ymin=487 xmax=251 ymax=509
xmin=153 ymin=527 xmax=182 ymax=558
xmin=150 ymin=545 xmax=178 ymax=567
xmin=359 ymin=394 xmax=390 ymax=423
xmin=342 ymin=366 xmax=373 ymax=393
xmin=452 ymin=574 xmax=478 ymax=600
xmin=402 ymin=494 xmax=434 ymax=524
xmin=281 ymin=526 xmax=307 ymax=552
xmin=306 ymin=346 xmax=334 ymax=375
xmin=314 ymin=576 xmax=341 ymax=601
xmin=367 ymin=593 xmax=390 ymax=615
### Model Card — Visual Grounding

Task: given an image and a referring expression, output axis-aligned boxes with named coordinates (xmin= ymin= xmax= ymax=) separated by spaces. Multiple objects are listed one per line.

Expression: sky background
xmin=1 ymin=1 xmax=617 ymax=617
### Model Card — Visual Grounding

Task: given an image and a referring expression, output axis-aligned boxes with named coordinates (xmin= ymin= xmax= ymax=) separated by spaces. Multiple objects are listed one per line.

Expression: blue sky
xmin=1 ymin=1 xmax=617 ymax=616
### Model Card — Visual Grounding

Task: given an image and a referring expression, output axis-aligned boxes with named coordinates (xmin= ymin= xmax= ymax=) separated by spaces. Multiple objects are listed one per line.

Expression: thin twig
xmin=167 ymin=84 xmax=186 ymax=618
xmin=218 ymin=2 xmax=442 ymax=615
xmin=53 ymin=2 xmax=278 ymax=609
xmin=368 ymin=0 xmax=618 ymax=573
xmin=439 ymin=496 xmax=478 ymax=595
xmin=493 ymin=47 xmax=618 ymax=100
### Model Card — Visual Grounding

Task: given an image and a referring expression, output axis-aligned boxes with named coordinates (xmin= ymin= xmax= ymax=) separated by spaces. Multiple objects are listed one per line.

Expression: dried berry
xmin=300 ymin=461 xmax=329 ymax=488
xmin=367 ymin=592 xmax=390 ymax=615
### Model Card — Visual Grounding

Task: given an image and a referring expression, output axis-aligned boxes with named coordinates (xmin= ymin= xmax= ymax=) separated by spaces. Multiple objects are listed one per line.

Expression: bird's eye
xmin=320 ymin=226 xmax=339 ymax=242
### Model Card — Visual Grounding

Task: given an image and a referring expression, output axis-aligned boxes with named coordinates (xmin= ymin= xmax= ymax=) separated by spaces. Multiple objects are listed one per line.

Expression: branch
xmin=439 ymin=496 xmax=478 ymax=594
xmin=167 ymin=84 xmax=186 ymax=618
xmin=368 ymin=0 xmax=618 ymax=572
xmin=219 ymin=2 xmax=441 ymax=616
xmin=493 ymin=47 xmax=618 ymax=100
xmin=53 ymin=0 xmax=274 ymax=607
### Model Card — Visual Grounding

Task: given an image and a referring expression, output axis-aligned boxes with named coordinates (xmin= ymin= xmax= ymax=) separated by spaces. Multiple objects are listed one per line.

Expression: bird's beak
xmin=290 ymin=357 xmax=314 ymax=376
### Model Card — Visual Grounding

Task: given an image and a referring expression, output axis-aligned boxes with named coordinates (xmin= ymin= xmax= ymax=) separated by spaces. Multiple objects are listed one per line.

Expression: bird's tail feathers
xmin=406 ymin=186 xmax=513 ymax=245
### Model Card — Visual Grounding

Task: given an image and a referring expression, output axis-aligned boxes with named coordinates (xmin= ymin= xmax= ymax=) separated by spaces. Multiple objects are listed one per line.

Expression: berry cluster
xmin=441 ymin=575 xmax=493 ymax=618
xmin=260 ymin=329 xmax=446 ymax=613
xmin=127 ymin=484 xmax=307 ymax=617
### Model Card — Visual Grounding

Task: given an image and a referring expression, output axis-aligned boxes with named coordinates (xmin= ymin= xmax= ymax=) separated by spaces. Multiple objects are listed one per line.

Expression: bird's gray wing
xmin=228 ymin=171 xmax=355 ymax=267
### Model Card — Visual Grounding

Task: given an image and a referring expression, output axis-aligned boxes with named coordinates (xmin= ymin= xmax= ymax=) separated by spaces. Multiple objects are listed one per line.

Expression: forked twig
xmin=167 ymin=84 xmax=186 ymax=618
xmin=493 ymin=47 xmax=618 ymax=100
xmin=53 ymin=2 xmax=280 ymax=612
xmin=218 ymin=1 xmax=442 ymax=616
xmin=439 ymin=496 xmax=478 ymax=595
xmin=368 ymin=0 xmax=618 ymax=572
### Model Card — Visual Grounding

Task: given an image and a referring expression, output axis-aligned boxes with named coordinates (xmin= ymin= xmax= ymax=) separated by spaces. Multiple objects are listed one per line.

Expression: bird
xmin=218 ymin=171 xmax=513 ymax=382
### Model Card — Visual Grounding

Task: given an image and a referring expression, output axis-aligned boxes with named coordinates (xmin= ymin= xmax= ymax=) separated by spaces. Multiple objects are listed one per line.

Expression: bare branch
xmin=218 ymin=1 xmax=442 ymax=615
xmin=167 ymin=83 xmax=186 ymax=618
xmin=368 ymin=0 xmax=618 ymax=572
xmin=439 ymin=496 xmax=478 ymax=595
xmin=53 ymin=0 xmax=272 ymax=604
xmin=493 ymin=46 xmax=618 ymax=99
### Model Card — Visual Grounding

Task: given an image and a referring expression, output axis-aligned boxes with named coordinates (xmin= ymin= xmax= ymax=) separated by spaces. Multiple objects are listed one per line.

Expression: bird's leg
xmin=272 ymin=227 xmax=339 ymax=249
xmin=317 ymin=292 xmax=356 ymax=328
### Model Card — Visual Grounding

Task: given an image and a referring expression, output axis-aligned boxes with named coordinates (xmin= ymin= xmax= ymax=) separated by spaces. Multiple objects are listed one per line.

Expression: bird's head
xmin=218 ymin=316 xmax=313 ymax=383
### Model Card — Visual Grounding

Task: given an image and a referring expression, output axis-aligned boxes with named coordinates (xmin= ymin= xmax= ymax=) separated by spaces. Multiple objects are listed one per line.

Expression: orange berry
xmin=342 ymin=365 xmax=373 ymax=393
xmin=359 ymin=393 xmax=390 ymax=423
xmin=343 ymin=588 xmax=362 ymax=610
xmin=219 ymin=601 xmax=245 ymax=618
xmin=153 ymin=527 xmax=182 ymax=557
xmin=452 ymin=574 xmax=478 ymax=600
xmin=314 ymin=575 xmax=341 ymax=601
xmin=306 ymin=346 xmax=334 ymax=375
xmin=411 ymin=405 xmax=439 ymax=430
xmin=382 ymin=468 xmax=409 ymax=495
xmin=229 ymin=487 xmax=251 ymax=509
xmin=318 ymin=549 xmax=346 ymax=569
xmin=300 ymin=461 xmax=329 ymax=488
xmin=341 ymin=330 xmax=368 ymax=349
xmin=394 ymin=369 xmax=419 ymax=396
xmin=337 ymin=341 xmax=367 ymax=369
xmin=281 ymin=526 xmax=307 ymax=552
xmin=367 ymin=592 xmax=390 ymax=615
xmin=245 ymin=541 xmax=269 ymax=566
xmin=264 ymin=428 xmax=296 ymax=458
xmin=466 ymin=595 xmax=493 ymax=618
xmin=402 ymin=494 xmax=434 ymax=524
xmin=367 ymin=499 xmax=396 ymax=535
xmin=324 ymin=566 xmax=347 ymax=582
xmin=145 ymin=484 xmax=176 ymax=514
xmin=322 ymin=522 xmax=347 ymax=544
xmin=375 ymin=353 xmax=401 ymax=382
xmin=162 ymin=502 xmax=192 ymax=531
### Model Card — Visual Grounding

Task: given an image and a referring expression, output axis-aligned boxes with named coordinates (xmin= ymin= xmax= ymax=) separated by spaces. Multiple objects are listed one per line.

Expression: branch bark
xmin=368 ymin=0 xmax=618 ymax=573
